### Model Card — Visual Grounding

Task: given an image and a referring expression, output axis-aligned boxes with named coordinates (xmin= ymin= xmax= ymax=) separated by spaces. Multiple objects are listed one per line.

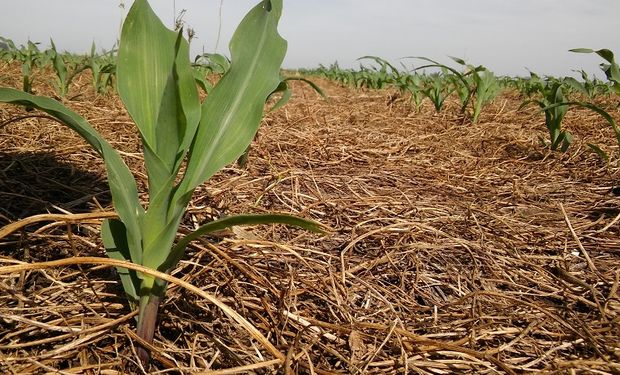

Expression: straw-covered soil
xmin=0 ymin=62 xmax=619 ymax=374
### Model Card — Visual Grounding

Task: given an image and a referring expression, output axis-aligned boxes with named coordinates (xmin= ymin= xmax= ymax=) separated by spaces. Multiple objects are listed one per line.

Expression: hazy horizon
xmin=0 ymin=0 xmax=618 ymax=78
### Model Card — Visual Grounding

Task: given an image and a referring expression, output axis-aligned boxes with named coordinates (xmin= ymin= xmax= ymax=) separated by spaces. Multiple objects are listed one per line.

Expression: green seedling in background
xmin=87 ymin=42 xmax=117 ymax=94
xmin=49 ymin=39 xmax=89 ymax=98
xmin=571 ymin=48 xmax=620 ymax=98
xmin=521 ymin=82 xmax=572 ymax=152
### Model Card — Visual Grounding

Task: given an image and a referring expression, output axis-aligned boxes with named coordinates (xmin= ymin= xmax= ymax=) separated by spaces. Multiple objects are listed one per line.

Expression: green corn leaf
xmin=50 ymin=39 xmax=68 ymax=96
xmin=560 ymin=131 xmax=573 ymax=152
xmin=196 ymin=53 xmax=231 ymax=74
xmin=174 ymin=0 xmax=287 ymax=207
xmin=140 ymin=0 xmax=288 ymax=275
xmin=193 ymin=68 xmax=213 ymax=94
xmin=267 ymin=76 xmax=327 ymax=113
xmin=587 ymin=143 xmax=609 ymax=161
xmin=268 ymin=80 xmax=292 ymax=112
xmin=102 ymin=219 xmax=141 ymax=305
xmin=571 ymin=48 xmax=620 ymax=94
xmin=117 ymin=0 xmax=200 ymax=171
xmin=0 ymin=88 xmax=145 ymax=266
xmin=161 ymin=213 xmax=327 ymax=273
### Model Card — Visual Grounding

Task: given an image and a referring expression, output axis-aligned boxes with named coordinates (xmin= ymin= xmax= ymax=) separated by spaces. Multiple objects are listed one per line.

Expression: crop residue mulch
xmin=0 ymin=64 xmax=619 ymax=374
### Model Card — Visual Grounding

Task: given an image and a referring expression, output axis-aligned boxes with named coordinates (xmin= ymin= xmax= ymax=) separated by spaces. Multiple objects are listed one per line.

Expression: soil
xmin=0 ymin=62 xmax=619 ymax=374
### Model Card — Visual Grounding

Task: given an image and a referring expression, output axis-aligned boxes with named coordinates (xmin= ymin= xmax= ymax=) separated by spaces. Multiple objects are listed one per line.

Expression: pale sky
xmin=0 ymin=0 xmax=618 ymax=77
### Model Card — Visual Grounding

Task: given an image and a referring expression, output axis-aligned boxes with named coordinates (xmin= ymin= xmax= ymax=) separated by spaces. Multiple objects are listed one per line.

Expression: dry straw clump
xmin=1 ymin=65 xmax=619 ymax=373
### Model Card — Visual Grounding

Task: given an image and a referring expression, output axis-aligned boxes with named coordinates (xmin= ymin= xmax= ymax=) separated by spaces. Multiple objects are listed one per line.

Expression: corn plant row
xmin=303 ymin=53 xmax=618 ymax=158
xmin=0 ymin=35 xmax=239 ymax=98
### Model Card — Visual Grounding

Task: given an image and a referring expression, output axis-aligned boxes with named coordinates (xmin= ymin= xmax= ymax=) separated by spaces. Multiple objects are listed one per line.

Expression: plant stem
xmin=136 ymin=294 xmax=160 ymax=366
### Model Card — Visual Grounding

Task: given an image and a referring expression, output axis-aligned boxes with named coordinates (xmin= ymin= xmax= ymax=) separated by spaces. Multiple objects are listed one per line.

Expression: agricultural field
xmin=1 ymin=1 xmax=619 ymax=374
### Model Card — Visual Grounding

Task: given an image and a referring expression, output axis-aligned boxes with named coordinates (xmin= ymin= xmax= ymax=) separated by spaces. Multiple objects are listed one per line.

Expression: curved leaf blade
xmin=117 ymin=0 xmax=200 ymax=165
xmin=0 ymin=88 xmax=144 ymax=265
xmin=163 ymin=213 xmax=328 ymax=272
xmin=177 ymin=0 xmax=287 ymax=200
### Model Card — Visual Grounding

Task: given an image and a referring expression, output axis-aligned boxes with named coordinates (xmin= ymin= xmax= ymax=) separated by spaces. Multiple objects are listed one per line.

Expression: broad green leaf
xmin=174 ymin=0 xmax=287 ymax=207
xmin=0 ymin=88 xmax=145 ymax=265
xmin=267 ymin=76 xmax=326 ymax=113
xmin=117 ymin=0 xmax=200 ymax=169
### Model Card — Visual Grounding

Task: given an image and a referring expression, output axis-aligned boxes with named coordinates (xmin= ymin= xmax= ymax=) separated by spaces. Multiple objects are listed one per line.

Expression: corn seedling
xmin=419 ymin=71 xmax=454 ymax=113
xmin=13 ymin=40 xmax=44 ymax=95
xmin=405 ymin=73 xmax=426 ymax=111
xmin=521 ymin=82 xmax=572 ymax=152
xmin=443 ymin=57 xmax=502 ymax=123
xmin=356 ymin=56 xmax=398 ymax=89
xmin=563 ymin=70 xmax=610 ymax=99
xmin=0 ymin=0 xmax=324 ymax=365
xmin=87 ymin=43 xmax=117 ymax=94
xmin=514 ymin=72 xmax=547 ymax=98
xmin=408 ymin=57 xmax=473 ymax=115
xmin=470 ymin=68 xmax=501 ymax=123
xmin=571 ymin=48 xmax=620 ymax=98
xmin=0 ymin=37 xmax=18 ymax=61
xmin=49 ymin=40 xmax=89 ymax=98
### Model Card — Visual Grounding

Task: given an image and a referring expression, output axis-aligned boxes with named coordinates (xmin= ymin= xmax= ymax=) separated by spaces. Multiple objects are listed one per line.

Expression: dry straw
xmin=1 ymin=63 xmax=619 ymax=373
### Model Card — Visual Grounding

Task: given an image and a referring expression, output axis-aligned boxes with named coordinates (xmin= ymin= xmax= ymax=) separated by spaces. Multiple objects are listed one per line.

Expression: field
xmin=1 ymin=56 xmax=619 ymax=374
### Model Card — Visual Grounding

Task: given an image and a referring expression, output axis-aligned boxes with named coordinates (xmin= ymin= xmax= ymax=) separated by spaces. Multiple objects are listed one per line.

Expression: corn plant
xmin=0 ymin=0 xmax=323 ymax=365
xmin=522 ymin=82 xmax=572 ymax=152
xmin=87 ymin=43 xmax=117 ymax=94
xmin=9 ymin=40 xmax=45 ymax=95
xmin=515 ymin=72 xmax=547 ymax=98
xmin=562 ymin=48 xmax=620 ymax=159
xmin=571 ymin=48 xmax=620 ymax=98
xmin=408 ymin=57 xmax=473 ymax=115
xmin=420 ymin=71 xmax=455 ymax=112
xmin=0 ymin=37 xmax=18 ymax=61
xmin=563 ymin=70 xmax=610 ymax=99
xmin=48 ymin=40 xmax=89 ymax=98
xmin=442 ymin=57 xmax=502 ymax=123
xmin=356 ymin=56 xmax=398 ymax=89
xmin=470 ymin=68 xmax=501 ymax=123
xmin=404 ymin=73 xmax=425 ymax=111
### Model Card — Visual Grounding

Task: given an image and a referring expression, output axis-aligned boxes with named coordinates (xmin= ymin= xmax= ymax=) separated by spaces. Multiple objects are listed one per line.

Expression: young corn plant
xmin=563 ymin=70 xmax=610 ymax=99
xmin=0 ymin=37 xmax=18 ymax=61
xmin=15 ymin=40 xmax=44 ymax=95
xmin=471 ymin=68 xmax=502 ymax=123
xmin=521 ymin=82 xmax=572 ymax=152
xmin=446 ymin=57 xmax=502 ymax=123
xmin=405 ymin=73 xmax=425 ymax=111
xmin=408 ymin=57 xmax=473 ymax=112
xmin=49 ymin=40 xmax=88 ymax=98
xmin=87 ymin=43 xmax=117 ymax=94
xmin=556 ymin=48 xmax=620 ymax=160
xmin=0 ymin=0 xmax=323 ymax=365
xmin=517 ymin=72 xmax=546 ymax=98
xmin=421 ymin=72 xmax=455 ymax=113
xmin=571 ymin=48 xmax=620 ymax=98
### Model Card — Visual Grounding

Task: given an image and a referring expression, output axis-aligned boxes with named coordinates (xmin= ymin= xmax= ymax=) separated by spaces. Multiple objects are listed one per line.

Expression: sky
xmin=0 ymin=0 xmax=618 ymax=78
